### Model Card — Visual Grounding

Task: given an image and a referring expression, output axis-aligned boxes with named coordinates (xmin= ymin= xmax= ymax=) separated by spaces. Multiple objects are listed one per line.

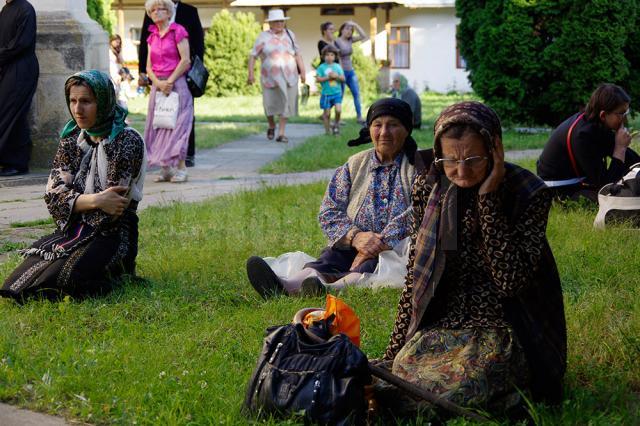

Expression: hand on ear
xmin=479 ymin=136 xmax=505 ymax=195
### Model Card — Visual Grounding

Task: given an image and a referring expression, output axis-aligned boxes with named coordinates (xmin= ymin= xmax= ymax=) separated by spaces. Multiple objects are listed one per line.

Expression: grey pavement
xmin=0 ymin=404 xmax=68 ymax=426
xmin=0 ymin=123 xmax=328 ymax=230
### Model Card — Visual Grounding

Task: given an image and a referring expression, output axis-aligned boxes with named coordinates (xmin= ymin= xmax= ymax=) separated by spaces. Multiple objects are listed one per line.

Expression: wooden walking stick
xmin=368 ymin=363 xmax=489 ymax=422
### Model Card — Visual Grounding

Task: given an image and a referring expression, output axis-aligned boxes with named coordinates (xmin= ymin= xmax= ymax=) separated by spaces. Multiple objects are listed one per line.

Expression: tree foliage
xmin=204 ymin=10 xmax=262 ymax=97
xmin=87 ymin=0 xmax=115 ymax=35
xmin=457 ymin=0 xmax=639 ymax=126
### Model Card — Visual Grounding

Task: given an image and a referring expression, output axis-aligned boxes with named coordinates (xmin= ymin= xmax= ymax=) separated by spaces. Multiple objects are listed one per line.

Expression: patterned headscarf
xmin=433 ymin=101 xmax=501 ymax=158
xmin=60 ymin=70 xmax=128 ymax=141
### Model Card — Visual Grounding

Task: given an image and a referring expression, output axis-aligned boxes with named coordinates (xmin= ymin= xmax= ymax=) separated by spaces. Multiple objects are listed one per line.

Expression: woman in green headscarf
xmin=391 ymin=73 xmax=422 ymax=130
xmin=1 ymin=70 xmax=146 ymax=301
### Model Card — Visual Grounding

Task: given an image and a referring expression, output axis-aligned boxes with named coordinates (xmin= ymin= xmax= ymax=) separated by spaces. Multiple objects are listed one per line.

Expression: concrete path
xmin=0 ymin=403 xmax=68 ymax=426
xmin=0 ymin=123 xmax=329 ymax=248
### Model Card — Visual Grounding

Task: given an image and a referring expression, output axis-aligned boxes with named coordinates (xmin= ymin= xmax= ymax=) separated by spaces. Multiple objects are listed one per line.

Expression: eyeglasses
xmin=434 ymin=156 xmax=489 ymax=168
xmin=612 ymin=109 xmax=631 ymax=118
xmin=151 ymin=7 xmax=168 ymax=13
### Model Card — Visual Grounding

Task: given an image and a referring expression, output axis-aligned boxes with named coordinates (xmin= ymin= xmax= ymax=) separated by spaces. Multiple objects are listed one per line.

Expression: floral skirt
xmin=375 ymin=327 xmax=529 ymax=419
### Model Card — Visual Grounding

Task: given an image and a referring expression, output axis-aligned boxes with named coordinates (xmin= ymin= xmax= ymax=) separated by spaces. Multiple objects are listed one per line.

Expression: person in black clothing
xmin=537 ymin=83 xmax=640 ymax=201
xmin=0 ymin=0 xmax=39 ymax=176
xmin=317 ymin=21 xmax=339 ymax=62
xmin=138 ymin=0 xmax=204 ymax=168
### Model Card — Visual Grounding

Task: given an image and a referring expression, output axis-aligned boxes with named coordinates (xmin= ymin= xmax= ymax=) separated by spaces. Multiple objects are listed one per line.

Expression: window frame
xmin=388 ymin=25 xmax=411 ymax=69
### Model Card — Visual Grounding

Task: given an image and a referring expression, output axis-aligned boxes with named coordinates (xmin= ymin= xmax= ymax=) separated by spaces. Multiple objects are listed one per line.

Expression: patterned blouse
xmin=44 ymin=128 xmax=145 ymax=232
xmin=250 ymin=29 xmax=300 ymax=89
xmin=319 ymin=151 xmax=411 ymax=249
xmin=383 ymin=172 xmax=552 ymax=360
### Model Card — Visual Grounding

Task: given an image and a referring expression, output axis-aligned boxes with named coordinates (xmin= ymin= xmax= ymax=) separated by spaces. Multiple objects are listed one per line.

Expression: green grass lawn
xmin=0 ymin=182 xmax=638 ymax=424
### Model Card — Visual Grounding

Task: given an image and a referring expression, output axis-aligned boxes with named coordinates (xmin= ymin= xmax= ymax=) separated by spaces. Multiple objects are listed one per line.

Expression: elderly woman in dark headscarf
xmin=376 ymin=101 xmax=567 ymax=418
xmin=1 ymin=70 xmax=146 ymax=301
xmin=247 ymin=98 xmax=417 ymax=297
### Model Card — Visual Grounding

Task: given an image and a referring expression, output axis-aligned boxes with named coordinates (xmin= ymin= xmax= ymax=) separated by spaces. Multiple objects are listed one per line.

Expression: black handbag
xmin=243 ymin=323 xmax=371 ymax=425
xmin=186 ymin=55 xmax=209 ymax=98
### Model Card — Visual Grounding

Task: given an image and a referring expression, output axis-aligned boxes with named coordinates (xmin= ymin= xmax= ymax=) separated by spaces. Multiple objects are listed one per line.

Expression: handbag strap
xmin=566 ymin=113 xmax=584 ymax=178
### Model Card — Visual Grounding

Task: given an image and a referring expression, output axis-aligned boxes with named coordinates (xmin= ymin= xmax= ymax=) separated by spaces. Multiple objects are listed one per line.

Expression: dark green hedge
xmin=457 ymin=1 xmax=639 ymax=126
xmin=204 ymin=10 xmax=262 ymax=97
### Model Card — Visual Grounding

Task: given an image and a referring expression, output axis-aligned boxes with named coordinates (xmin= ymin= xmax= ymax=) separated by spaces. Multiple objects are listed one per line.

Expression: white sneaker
xmin=153 ymin=167 xmax=174 ymax=182
xmin=170 ymin=168 xmax=188 ymax=183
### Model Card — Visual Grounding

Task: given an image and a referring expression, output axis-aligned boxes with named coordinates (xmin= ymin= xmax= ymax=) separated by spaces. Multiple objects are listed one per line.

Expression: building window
xmin=388 ymin=26 xmax=410 ymax=69
xmin=321 ymin=7 xmax=354 ymax=16
xmin=130 ymin=27 xmax=141 ymax=45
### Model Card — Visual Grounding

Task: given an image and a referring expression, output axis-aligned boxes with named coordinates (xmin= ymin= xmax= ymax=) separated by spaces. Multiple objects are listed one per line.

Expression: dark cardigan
xmin=387 ymin=149 xmax=567 ymax=404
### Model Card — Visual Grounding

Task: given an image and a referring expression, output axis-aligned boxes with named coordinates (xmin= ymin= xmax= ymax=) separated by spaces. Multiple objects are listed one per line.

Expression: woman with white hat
xmin=247 ymin=9 xmax=306 ymax=143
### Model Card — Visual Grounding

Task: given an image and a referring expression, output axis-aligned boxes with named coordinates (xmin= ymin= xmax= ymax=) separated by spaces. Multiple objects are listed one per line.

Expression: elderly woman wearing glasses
xmin=377 ymin=101 xmax=567 ymax=418
xmin=537 ymin=83 xmax=640 ymax=202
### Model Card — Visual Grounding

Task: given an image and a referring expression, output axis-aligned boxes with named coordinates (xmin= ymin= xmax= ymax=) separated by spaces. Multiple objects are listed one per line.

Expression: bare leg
xmin=334 ymin=104 xmax=342 ymax=127
xmin=278 ymin=116 xmax=288 ymax=137
xmin=267 ymin=115 xmax=276 ymax=130
xmin=323 ymin=109 xmax=331 ymax=134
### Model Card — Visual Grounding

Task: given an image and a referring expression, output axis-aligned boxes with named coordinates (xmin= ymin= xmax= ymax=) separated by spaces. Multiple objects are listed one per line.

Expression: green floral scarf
xmin=60 ymin=69 xmax=128 ymax=141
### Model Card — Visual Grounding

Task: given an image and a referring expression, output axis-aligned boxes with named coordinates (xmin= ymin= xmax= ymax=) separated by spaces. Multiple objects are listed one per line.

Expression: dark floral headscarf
xmin=60 ymin=69 xmax=128 ymax=141
xmin=433 ymin=101 xmax=501 ymax=158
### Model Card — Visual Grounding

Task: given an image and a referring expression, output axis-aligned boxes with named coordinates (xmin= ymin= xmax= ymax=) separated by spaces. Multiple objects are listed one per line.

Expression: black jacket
xmin=138 ymin=1 xmax=204 ymax=74
xmin=537 ymin=113 xmax=640 ymax=188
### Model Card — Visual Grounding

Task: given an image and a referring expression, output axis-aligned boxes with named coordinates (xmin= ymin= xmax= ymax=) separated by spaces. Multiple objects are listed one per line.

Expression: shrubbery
xmin=351 ymin=44 xmax=380 ymax=104
xmin=204 ymin=10 xmax=262 ymax=97
xmin=457 ymin=0 xmax=639 ymax=126
xmin=87 ymin=0 xmax=115 ymax=35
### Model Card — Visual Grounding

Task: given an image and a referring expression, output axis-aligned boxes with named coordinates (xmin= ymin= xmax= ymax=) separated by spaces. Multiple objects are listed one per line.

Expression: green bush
xmin=204 ymin=10 xmax=262 ymax=97
xmin=86 ymin=0 xmax=115 ymax=35
xmin=351 ymin=45 xmax=380 ymax=104
xmin=457 ymin=0 xmax=639 ymax=126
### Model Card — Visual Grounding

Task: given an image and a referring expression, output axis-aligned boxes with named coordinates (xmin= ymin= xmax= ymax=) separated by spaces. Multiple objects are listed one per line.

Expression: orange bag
xmin=302 ymin=294 xmax=361 ymax=347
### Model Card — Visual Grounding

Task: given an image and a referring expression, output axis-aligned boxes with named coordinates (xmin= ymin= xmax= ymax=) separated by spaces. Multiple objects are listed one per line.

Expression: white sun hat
xmin=265 ymin=9 xmax=290 ymax=22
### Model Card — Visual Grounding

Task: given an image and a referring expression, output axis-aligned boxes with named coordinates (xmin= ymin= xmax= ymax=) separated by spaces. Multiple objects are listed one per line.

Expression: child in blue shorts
xmin=316 ymin=45 xmax=345 ymax=135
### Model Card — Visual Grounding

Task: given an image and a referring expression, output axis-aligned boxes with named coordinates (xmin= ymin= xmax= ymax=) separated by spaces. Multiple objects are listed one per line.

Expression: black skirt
xmin=1 ymin=212 xmax=139 ymax=301
xmin=304 ymin=246 xmax=378 ymax=283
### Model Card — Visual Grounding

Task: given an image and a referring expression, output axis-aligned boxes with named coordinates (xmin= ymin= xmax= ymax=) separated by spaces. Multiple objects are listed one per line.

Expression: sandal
xmin=266 ymin=127 xmax=275 ymax=140
xmin=170 ymin=169 xmax=188 ymax=183
xmin=153 ymin=167 xmax=174 ymax=182
xmin=275 ymin=135 xmax=288 ymax=143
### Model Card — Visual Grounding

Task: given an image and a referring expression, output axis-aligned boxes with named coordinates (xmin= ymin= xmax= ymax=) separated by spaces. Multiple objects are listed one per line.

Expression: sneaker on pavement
xmin=246 ymin=256 xmax=286 ymax=299
xmin=153 ymin=167 xmax=174 ymax=182
xmin=170 ymin=169 xmax=188 ymax=183
xmin=185 ymin=156 xmax=195 ymax=167
xmin=300 ymin=276 xmax=326 ymax=297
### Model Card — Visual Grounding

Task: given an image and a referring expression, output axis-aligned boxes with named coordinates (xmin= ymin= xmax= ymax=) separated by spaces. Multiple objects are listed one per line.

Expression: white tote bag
xmin=153 ymin=91 xmax=180 ymax=129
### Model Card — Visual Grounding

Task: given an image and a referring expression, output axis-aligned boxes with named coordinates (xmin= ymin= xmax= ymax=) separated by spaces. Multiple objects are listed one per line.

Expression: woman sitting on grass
xmin=0 ymin=70 xmax=145 ymax=301
xmin=377 ymin=101 xmax=567 ymax=419
xmin=246 ymin=98 xmax=417 ymax=297
xmin=537 ymin=83 xmax=640 ymax=202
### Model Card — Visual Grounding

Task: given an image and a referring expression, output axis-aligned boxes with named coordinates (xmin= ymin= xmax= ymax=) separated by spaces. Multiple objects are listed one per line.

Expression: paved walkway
xmin=0 ymin=123 xmax=330 ymax=253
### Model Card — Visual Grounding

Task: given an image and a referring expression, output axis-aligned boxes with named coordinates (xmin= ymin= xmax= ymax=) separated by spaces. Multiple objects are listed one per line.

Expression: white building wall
xmin=116 ymin=5 xmax=471 ymax=93
xmin=388 ymin=7 xmax=471 ymax=93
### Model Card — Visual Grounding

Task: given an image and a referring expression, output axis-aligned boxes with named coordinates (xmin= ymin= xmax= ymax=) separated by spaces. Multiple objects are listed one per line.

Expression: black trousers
xmin=0 ymin=104 xmax=31 ymax=171
xmin=187 ymin=106 xmax=196 ymax=158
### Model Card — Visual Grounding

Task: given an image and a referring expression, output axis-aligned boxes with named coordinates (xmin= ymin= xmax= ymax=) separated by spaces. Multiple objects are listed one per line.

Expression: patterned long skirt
xmin=375 ymin=327 xmax=529 ymax=420
xmin=0 ymin=214 xmax=138 ymax=301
